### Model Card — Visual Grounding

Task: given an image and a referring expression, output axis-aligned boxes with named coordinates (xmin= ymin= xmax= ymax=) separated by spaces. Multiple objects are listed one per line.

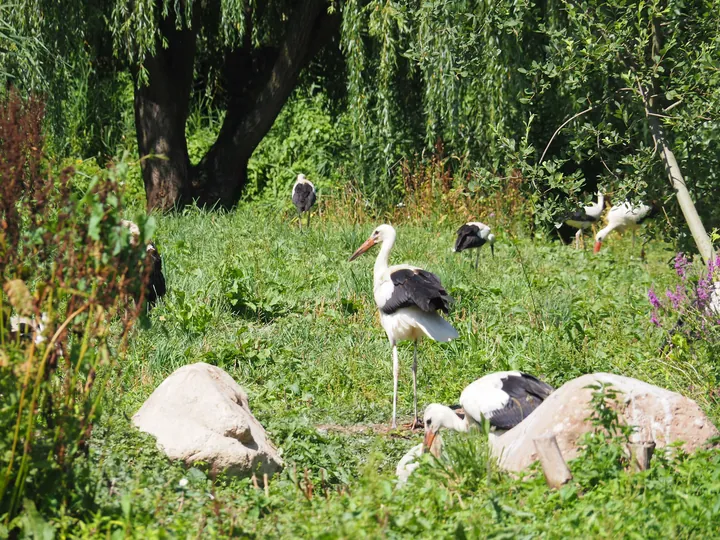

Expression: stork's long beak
xmin=349 ymin=237 xmax=376 ymax=261
xmin=490 ymin=244 xmax=495 ymax=258
xmin=593 ymin=240 xmax=602 ymax=254
xmin=422 ymin=430 xmax=436 ymax=452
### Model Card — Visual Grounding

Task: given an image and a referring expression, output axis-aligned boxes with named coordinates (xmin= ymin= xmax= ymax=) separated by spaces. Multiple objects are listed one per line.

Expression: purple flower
xmin=674 ymin=252 xmax=690 ymax=280
xmin=648 ymin=288 xmax=661 ymax=309
xmin=650 ymin=310 xmax=661 ymax=326
xmin=697 ymin=275 xmax=712 ymax=308
xmin=665 ymin=285 xmax=685 ymax=310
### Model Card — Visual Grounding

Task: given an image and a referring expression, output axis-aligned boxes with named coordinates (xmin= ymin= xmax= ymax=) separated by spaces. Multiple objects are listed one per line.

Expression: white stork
xmin=555 ymin=191 xmax=605 ymax=249
xmin=121 ymin=220 xmax=167 ymax=306
xmin=593 ymin=200 xmax=658 ymax=254
xmin=292 ymin=174 xmax=316 ymax=230
xmin=422 ymin=371 xmax=554 ymax=450
xmin=349 ymin=224 xmax=459 ymax=429
xmin=453 ymin=222 xmax=495 ymax=268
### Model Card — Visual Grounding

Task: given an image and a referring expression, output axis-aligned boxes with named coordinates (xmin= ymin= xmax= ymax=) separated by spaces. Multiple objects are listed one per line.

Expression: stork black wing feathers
xmin=380 ymin=268 xmax=453 ymax=315
xmin=293 ymin=183 xmax=316 ymax=213
xmin=561 ymin=210 xmax=596 ymax=224
xmin=488 ymin=373 xmax=554 ymax=430
xmin=454 ymin=224 xmax=486 ymax=252
xmin=147 ymin=244 xmax=167 ymax=306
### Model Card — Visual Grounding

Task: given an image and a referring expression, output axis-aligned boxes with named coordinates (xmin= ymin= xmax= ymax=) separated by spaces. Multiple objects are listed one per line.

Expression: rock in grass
xmin=493 ymin=373 xmax=718 ymax=472
xmin=133 ymin=362 xmax=283 ymax=478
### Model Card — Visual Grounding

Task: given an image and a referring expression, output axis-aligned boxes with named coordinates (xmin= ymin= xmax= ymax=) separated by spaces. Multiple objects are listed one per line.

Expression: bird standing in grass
xmin=349 ymin=224 xmax=459 ymax=429
xmin=422 ymin=371 xmax=554 ymax=450
xmin=453 ymin=222 xmax=495 ymax=268
xmin=593 ymin=200 xmax=658 ymax=254
xmin=121 ymin=220 xmax=166 ymax=307
xmin=555 ymin=192 xmax=605 ymax=249
xmin=292 ymin=174 xmax=316 ymax=230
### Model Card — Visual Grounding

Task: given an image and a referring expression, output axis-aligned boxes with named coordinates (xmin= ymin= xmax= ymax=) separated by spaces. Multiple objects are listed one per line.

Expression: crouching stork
xmin=349 ymin=224 xmax=459 ymax=429
xmin=422 ymin=371 xmax=554 ymax=450
xmin=594 ymin=200 xmax=658 ymax=255
xmin=454 ymin=222 xmax=495 ymax=268
xmin=292 ymin=174 xmax=316 ymax=230
xmin=121 ymin=220 xmax=166 ymax=308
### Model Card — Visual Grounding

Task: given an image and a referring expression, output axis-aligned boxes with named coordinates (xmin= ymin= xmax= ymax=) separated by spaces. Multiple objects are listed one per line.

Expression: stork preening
xmin=121 ymin=220 xmax=167 ymax=307
xmin=453 ymin=222 xmax=495 ymax=268
xmin=349 ymin=224 xmax=459 ymax=429
xmin=555 ymin=192 xmax=605 ymax=249
xmin=594 ymin=201 xmax=658 ymax=254
xmin=292 ymin=174 xmax=316 ymax=230
xmin=422 ymin=371 xmax=554 ymax=450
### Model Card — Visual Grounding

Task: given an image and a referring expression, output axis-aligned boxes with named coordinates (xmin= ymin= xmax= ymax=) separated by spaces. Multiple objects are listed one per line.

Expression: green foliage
xmin=0 ymin=94 xmax=149 ymax=532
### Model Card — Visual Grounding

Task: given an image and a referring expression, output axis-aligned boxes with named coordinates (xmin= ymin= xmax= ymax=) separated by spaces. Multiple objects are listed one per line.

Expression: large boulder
xmin=493 ymin=373 xmax=718 ymax=472
xmin=133 ymin=362 xmax=283 ymax=477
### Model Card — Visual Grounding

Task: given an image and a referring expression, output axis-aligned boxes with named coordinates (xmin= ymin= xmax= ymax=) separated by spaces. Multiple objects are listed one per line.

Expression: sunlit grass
xmin=79 ymin=203 xmax=720 ymax=537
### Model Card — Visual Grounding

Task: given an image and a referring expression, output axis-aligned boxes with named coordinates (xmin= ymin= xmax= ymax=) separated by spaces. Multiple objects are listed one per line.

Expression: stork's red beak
xmin=593 ymin=240 xmax=602 ymax=253
xmin=422 ymin=430 xmax=436 ymax=452
xmin=349 ymin=237 xmax=376 ymax=261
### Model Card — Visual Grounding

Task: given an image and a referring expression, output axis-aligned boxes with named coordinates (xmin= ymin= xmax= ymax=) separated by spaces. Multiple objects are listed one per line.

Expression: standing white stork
xmin=292 ymin=174 xmax=316 ymax=230
xmin=555 ymin=191 xmax=605 ymax=249
xmin=349 ymin=224 xmax=459 ymax=429
xmin=593 ymin=200 xmax=658 ymax=254
xmin=453 ymin=222 xmax=496 ymax=268
xmin=422 ymin=371 xmax=554 ymax=450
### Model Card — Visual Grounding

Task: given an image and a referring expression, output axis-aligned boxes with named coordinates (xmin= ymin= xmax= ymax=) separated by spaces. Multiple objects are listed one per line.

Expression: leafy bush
xmin=0 ymin=91 xmax=149 ymax=533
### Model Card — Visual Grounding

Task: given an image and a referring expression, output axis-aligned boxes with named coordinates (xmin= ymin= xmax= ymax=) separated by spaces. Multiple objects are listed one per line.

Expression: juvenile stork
xmin=121 ymin=220 xmax=167 ymax=307
xmin=292 ymin=174 xmax=316 ymax=230
xmin=555 ymin=192 xmax=605 ymax=249
xmin=349 ymin=224 xmax=459 ymax=429
xmin=422 ymin=371 xmax=554 ymax=450
xmin=453 ymin=222 xmax=495 ymax=268
xmin=593 ymin=200 xmax=658 ymax=254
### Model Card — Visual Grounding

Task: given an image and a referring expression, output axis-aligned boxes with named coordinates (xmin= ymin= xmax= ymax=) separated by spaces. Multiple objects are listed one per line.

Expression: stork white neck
xmin=373 ymin=227 xmax=396 ymax=287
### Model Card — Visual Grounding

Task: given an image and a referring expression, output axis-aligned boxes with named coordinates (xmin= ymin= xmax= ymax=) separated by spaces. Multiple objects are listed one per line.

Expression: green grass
xmin=48 ymin=204 xmax=720 ymax=537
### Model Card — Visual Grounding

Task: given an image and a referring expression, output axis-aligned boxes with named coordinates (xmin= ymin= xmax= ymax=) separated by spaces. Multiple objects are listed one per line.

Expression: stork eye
xmin=425 ymin=419 xmax=431 ymax=427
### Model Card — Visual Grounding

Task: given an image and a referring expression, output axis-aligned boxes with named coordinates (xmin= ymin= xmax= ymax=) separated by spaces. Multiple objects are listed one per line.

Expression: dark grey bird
xmin=292 ymin=174 xmax=316 ymax=230
xmin=422 ymin=371 xmax=555 ymax=449
xmin=453 ymin=221 xmax=496 ymax=268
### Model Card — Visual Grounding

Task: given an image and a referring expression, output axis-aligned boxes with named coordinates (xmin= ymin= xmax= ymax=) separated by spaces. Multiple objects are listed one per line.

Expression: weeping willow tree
xmin=2 ymin=0 xmax=340 ymax=210
xmin=342 ymin=0 xmax=719 ymax=255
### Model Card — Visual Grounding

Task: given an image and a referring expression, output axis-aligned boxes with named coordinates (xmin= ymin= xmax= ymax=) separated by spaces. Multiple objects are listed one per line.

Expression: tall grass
xmin=0 ymin=92 xmax=151 ymax=532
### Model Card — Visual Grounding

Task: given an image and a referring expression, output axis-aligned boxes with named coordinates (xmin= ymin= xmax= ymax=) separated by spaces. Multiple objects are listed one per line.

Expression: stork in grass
xmin=292 ymin=174 xmax=316 ymax=230
xmin=349 ymin=224 xmax=459 ymax=429
xmin=121 ymin=220 xmax=167 ymax=307
xmin=593 ymin=200 xmax=658 ymax=254
xmin=422 ymin=371 xmax=554 ymax=450
xmin=453 ymin=222 xmax=495 ymax=268
xmin=555 ymin=192 xmax=605 ymax=249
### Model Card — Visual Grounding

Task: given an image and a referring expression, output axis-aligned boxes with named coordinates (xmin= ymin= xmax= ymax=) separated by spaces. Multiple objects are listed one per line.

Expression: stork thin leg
xmin=575 ymin=229 xmax=582 ymax=250
xmin=392 ymin=343 xmax=399 ymax=429
xmin=474 ymin=250 xmax=479 ymax=270
xmin=307 ymin=211 xmax=311 ymax=229
xmin=298 ymin=211 xmax=303 ymax=231
xmin=412 ymin=340 xmax=418 ymax=426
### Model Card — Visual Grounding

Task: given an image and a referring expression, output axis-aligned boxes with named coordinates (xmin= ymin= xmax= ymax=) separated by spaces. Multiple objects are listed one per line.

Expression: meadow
xmin=41 ymin=198 xmax=720 ymax=537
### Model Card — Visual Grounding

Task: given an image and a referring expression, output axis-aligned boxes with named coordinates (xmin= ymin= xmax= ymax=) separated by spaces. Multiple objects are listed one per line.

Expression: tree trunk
xmin=135 ymin=1 xmax=338 ymax=211
xmin=638 ymin=82 xmax=715 ymax=262
xmin=189 ymin=0 xmax=338 ymax=208
xmin=133 ymin=14 xmax=197 ymax=211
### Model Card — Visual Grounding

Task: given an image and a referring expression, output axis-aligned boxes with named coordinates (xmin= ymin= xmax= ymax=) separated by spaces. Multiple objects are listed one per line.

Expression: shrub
xmin=0 ymin=91 xmax=149 ymax=533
